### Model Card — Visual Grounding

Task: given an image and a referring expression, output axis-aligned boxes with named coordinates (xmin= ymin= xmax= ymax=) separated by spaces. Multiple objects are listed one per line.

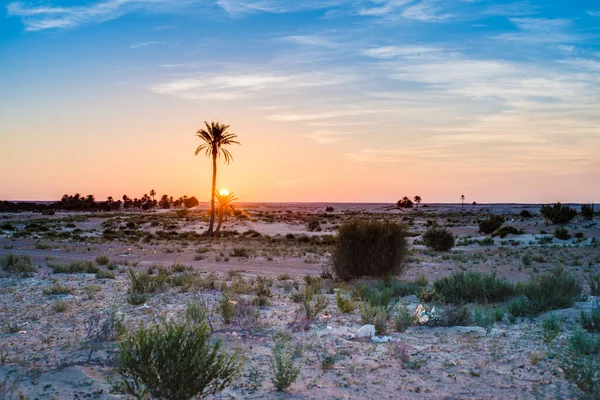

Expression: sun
xmin=219 ymin=188 xmax=230 ymax=196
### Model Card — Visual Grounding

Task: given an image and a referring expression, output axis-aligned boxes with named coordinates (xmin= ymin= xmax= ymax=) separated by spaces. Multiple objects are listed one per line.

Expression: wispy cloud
xmin=495 ymin=17 xmax=584 ymax=44
xmin=588 ymin=10 xmax=600 ymax=17
xmin=483 ymin=2 xmax=540 ymax=17
xmin=401 ymin=0 xmax=455 ymax=22
xmin=282 ymin=35 xmax=336 ymax=47
xmin=304 ymin=129 xmax=354 ymax=144
xmin=363 ymin=45 xmax=442 ymax=59
xmin=6 ymin=0 xmax=178 ymax=31
xmin=215 ymin=0 xmax=344 ymax=15
xmin=130 ymin=41 xmax=166 ymax=49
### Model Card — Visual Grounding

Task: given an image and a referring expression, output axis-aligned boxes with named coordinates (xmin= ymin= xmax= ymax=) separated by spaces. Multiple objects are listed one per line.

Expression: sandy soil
xmin=0 ymin=203 xmax=599 ymax=399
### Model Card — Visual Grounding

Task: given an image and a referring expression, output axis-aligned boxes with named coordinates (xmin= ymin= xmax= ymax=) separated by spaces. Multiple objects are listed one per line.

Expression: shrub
xmin=219 ymin=295 xmax=236 ymax=324
xmin=557 ymin=338 xmax=600 ymax=398
xmin=589 ymin=274 xmax=600 ymax=296
xmin=396 ymin=198 xmax=413 ymax=208
xmin=426 ymin=305 xmax=470 ymax=327
xmin=491 ymin=226 xmax=524 ymax=238
xmin=307 ymin=218 xmax=320 ymax=232
xmin=126 ymin=267 xmax=170 ymax=294
xmin=540 ymin=203 xmax=577 ymax=224
xmin=96 ymin=270 xmax=116 ymax=279
xmin=554 ymin=226 xmax=571 ymax=240
xmin=581 ymin=204 xmax=595 ymax=221
xmin=270 ymin=335 xmax=300 ymax=392
xmin=116 ymin=320 xmax=241 ymax=400
xmin=332 ymin=220 xmax=408 ymax=281
xmin=127 ymin=293 xmax=148 ymax=305
xmin=335 ymin=291 xmax=356 ymax=313
xmin=581 ymin=304 xmax=600 ymax=333
xmin=515 ymin=267 xmax=581 ymax=315
xmin=44 ymin=284 xmax=73 ymax=296
xmin=50 ymin=260 xmax=99 ymax=274
xmin=519 ymin=210 xmax=533 ymax=219
xmin=0 ymin=254 xmax=36 ymax=277
xmin=541 ymin=314 xmax=561 ymax=343
xmin=433 ymin=271 xmax=515 ymax=304
xmin=95 ymin=255 xmax=110 ymax=265
xmin=51 ymin=301 xmax=69 ymax=313
xmin=359 ymin=303 xmax=388 ymax=335
xmin=394 ymin=304 xmax=413 ymax=332
xmin=422 ymin=228 xmax=454 ymax=251
xmin=231 ymin=247 xmax=250 ymax=258
xmin=478 ymin=216 xmax=504 ymax=234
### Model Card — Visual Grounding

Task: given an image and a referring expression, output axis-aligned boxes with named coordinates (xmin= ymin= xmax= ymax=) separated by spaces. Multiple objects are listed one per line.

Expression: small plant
xmin=359 ymin=303 xmax=387 ymax=335
xmin=588 ymin=274 xmax=600 ymax=296
xmin=231 ymin=247 xmax=250 ymax=258
xmin=84 ymin=299 xmax=125 ymax=361
xmin=581 ymin=303 xmax=600 ymax=333
xmin=126 ymin=267 xmax=170 ymax=294
xmin=270 ymin=335 xmax=300 ymax=392
xmin=116 ymin=320 xmax=241 ymax=399
xmin=515 ymin=267 xmax=581 ymax=315
xmin=51 ymin=301 xmax=69 ymax=313
xmin=127 ymin=293 xmax=148 ymax=305
xmin=44 ymin=283 xmax=74 ymax=296
xmin=332 ymin=220 xmax=408 ymax=280
xmin=96 ymin=269 xmax=116 ymax=279
xmin=426 ymin=305 xmax=470 ymax=327
xmin=422 ymin=227 xmax=455 ymax=251
xmin=335 ymin=291 xmax=356 ymax=313
xmin=307 ymin=218 xmax=320 ymax=232
xmin=541 ymin=314 xmax=561 ymax=343
xmin=554 ymin=226 xmax=571 ymax=240
xmin=50 ymin=260 xmax=99 ymax=274
xmin=581 ymin=203 xmax=595 ymax=221
xmin=219 ymin=295 xmax=236 ymax=324
xmin=394 ymin=304 xmax=413 ymax=332
xmin=95 ymin=255 xmax=110 ymax=265
xmin=491 ymin=226 xmax=524 ymax=238
xmin=478 ymin=215 xmax=504 ymax=234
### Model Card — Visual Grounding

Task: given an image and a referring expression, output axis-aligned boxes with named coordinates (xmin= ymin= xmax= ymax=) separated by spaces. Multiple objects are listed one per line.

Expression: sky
xmin=1 ymin=0 xmax=599 ymax=203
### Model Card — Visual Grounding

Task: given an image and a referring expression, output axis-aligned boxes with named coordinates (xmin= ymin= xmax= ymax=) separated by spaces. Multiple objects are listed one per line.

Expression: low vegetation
xmin=422 ymin=227 xmax=455 ymax=251
xmin=433 ymin=271 xmax=515 ymax=304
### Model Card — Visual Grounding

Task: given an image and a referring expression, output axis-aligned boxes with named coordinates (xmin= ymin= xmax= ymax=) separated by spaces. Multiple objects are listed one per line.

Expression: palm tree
xmin=214 ymin=191 xmax=238 ymax=235
xmin=195 ymin=121 xmax=240 ymax=235
xmin=461 ymin=194 xmax=465 ymax=209
xmin=413 ymin=195 xmax=422 ymax=208
xmin=150 ymin=189 xmax=156 ymax=202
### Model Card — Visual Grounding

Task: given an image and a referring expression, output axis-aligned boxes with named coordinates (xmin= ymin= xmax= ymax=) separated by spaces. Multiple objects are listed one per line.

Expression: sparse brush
xmin=44 ymin=283 xmax=73 ymax=296
xmin=588 ymin=274 xmax=600 ymax=296
xmin=219 ymin=295 xmax=236 ymax=324
xmin=394 ymin=304 xmax=413 ymax=332
xmin=335 ymin=291 xmax=356 ymax=313
xmin=50 ymin=260 xmax=99 ymax=274
xmin=422 ymin=227 xmax=455 ymax=251
xmin=426 ymin=305 xmax=470 ymax=327
xmin=127 ymin=293 xmax=148 ymax=305
xmin=581 ymin=304 xmax=600 ymax=333
xmin=491 ymin=226 xmax=524 ymax=238
xmin=515 ymin=267 xmax=581 ymax=315
xmin=231 ymin=247 xmax=250 ymax=258
xmin=95 ymin=255 xmax=110 ymax=265
xmin=581 ymin=204 xmax=595 ymax=221
xmin=51 ymin=301 xmax=69 ymax=313
xmin=96 ymin=269 xmax=116 ymax=279
xmin=540 ymin=203 xmax=577 ymax=224
xmin=433 ymin=271 xmax=515 ymax=304
xmin=554 ymin=226 xmax=571 ymax=240
xmin=478 ymin=216 xmax=504 ymax=234
xmin=0 ymin=254 xmax=36 ymax=277
xmin=541 ymin=314 xmax=561 ymax=343
xmin=359 ymin=303 xmax=388 ymax=335
xmin=126 ymin=267 xmax=171 ymax=294
xmin=332 ymin=220 xmax=408 ymax=280
xmin=116 ymin=320 xmax=241 ymax=400
xmin=270 ymin=335 xmax=300 ymax=392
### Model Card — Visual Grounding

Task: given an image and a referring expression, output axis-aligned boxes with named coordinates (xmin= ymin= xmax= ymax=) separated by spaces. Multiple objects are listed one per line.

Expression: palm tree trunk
xmin=207 ymin=155 xmax=217 ymax=235
xmin=215 ymin=207 xmax=224 ymax=234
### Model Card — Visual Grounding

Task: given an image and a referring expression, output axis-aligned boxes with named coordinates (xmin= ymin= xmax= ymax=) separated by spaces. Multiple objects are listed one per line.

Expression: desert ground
xmin=1 ymin=202 xmax=599 ymax=399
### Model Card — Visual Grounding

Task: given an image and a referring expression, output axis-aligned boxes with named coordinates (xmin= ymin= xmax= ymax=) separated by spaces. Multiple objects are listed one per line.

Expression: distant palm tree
xmin=413 ymin=195 xmax=422 ymax=208
xmin=150 ymin=189 xmax=156 ymax=202
xmin=461 ymin=194 xmax=465 ymax=209
xmin=214 ymin=191 xmax=238 ymax=235
xmin=195 ymin=121 xmax=240 ymax=236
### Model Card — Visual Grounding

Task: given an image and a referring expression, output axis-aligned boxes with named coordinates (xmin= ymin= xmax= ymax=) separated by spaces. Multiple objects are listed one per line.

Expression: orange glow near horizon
xmin=219 ymin=188 xmax=230 ymax=196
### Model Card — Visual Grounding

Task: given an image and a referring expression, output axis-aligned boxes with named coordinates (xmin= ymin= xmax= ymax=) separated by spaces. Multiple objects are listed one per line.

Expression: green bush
xmin=541 ymin=314 xmax=561 ymax=343
xmin=540 ymin=203 xmax=577 ymax=224
xmin=231 ymin=247 xmax=250 ymax=258
xmin=307 ymin=218 xmax=320 ymax=232
xmin=116 ymin=320 xmax=241 ymax=400
xmin=50 ymin=260 xmax=99 ymax=274
xmin=126 ymin=267 xmax=170 ymax=294
xmin=514 ymin=267 xmax=581 ymax=316
xmin=491 ymin=226 xmax=524 ymax=238
xmin=581 ymin=304 xmax=600 ymax=333
xmin=581 ymin=204 xmax=595 ymax=221
xmin=554 ymin=226 xmax=571 ymax=240
xmin=43 ymin=284 xmax=73 ymax=296
xmin=422 ymin=228 xmax=455 ymax=251
xmin=0 ymin=254 xmax=36 ymax=277
xmin=426 ymin=305 xmax=470 ymax=327
xmin=270 ymin=335 xmax=300 ymax=392
xmin=589 ymin=274 xmax=600 ymax=296
xmin=433 ymin=271 xmax=515 ymax=304
xmin=332 ymin=220 xmax=408 ymax=281
xmin=95 ymin=255 xmax=110 ymax=265
xmin=127 ymin=293 xmax=148 ymax=305
xmin=478 ymin=216 xmax=504 ymax=234
xmin=359 ymin=303 xmax=388 ymax=335
xmin=394 ymin=304 xmax=413 ymax=332
xmin=335 ymin=291 xmax=356 ymax=313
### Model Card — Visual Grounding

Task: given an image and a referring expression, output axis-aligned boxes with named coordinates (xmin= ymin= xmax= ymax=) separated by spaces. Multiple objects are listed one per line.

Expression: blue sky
xmin=1 ymin=0 xmax=599 ymax=202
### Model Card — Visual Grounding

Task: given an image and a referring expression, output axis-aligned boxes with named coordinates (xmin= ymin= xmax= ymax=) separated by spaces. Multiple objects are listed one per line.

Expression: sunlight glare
xmin=219 ymin=188 xmax=229 ymax=196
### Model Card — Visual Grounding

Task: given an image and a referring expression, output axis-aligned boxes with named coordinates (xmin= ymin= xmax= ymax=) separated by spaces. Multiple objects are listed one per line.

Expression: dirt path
xmin=0 ymin=247 xmax=322 ymax=276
